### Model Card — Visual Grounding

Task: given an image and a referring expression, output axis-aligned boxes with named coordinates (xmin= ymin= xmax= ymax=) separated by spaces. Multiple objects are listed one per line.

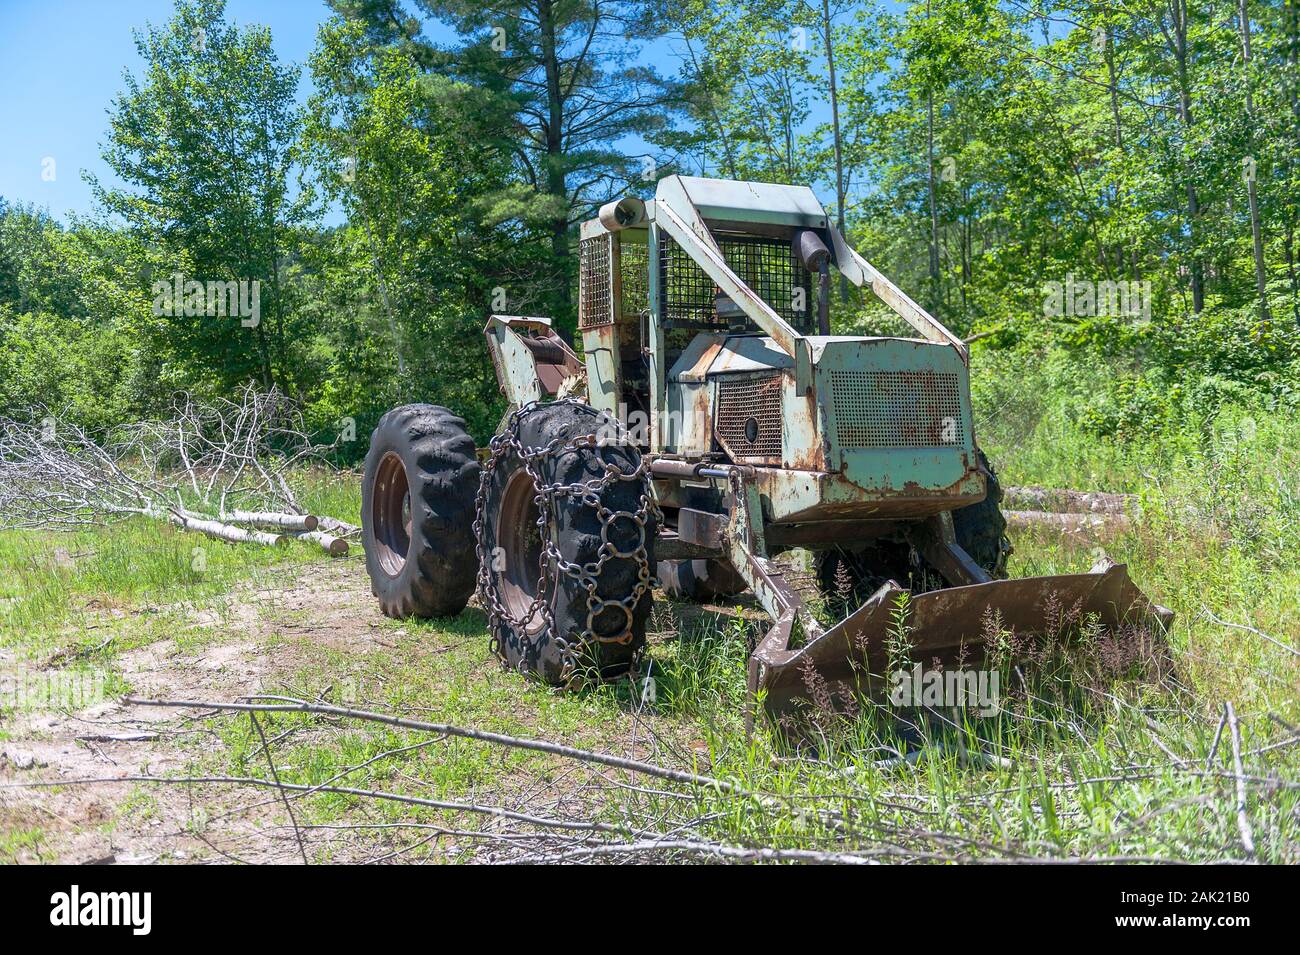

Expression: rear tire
xmin=361 ymin=404 xmax=480 ymax=618
xmin=952 ymin=448 xmax=1011 ymax=579
xmin=477 ymin=402 xmax=656 ymax=685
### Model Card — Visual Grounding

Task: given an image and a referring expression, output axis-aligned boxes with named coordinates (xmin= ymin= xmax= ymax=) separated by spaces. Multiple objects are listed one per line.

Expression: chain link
xmin=474 ymin=399 xmax=660 ymax=686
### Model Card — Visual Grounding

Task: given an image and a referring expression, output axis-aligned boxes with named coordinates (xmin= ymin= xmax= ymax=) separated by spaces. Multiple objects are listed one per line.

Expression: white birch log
xmin=166 ymin=510 xmax=286 ymax=546
xmin=295 ymin=530 xmax=349 ymax=556
xmin=223 ymin=510 xmax=319 ymax=531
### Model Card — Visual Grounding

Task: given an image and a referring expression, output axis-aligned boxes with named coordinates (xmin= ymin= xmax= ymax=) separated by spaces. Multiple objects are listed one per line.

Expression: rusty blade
xmin=748 ymin=562 xmax=1173 ymax=714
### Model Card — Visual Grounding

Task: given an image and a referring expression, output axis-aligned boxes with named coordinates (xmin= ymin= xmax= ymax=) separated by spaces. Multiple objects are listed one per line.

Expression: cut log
xmin=1006 ymin=509 xmax=1130 ymax=538
xmin=295 ymin=530 xmax=349 ymax=557
xmin=316 ymin=515 xmax=361 ymax=537
xmin=1004 ymin=486 xmax=1132 ymax=514
xmin=167 ymin=510 xmax=286 ymax=546
xmin=223 ymin=510 xmax=319 ymax=531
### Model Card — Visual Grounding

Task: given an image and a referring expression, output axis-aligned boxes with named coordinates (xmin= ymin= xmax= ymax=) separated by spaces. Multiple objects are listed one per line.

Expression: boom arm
xmin=828 ymin=227 xmax=968 ymax=360
xmin=650 ymin=176 xmax=966 ymax=376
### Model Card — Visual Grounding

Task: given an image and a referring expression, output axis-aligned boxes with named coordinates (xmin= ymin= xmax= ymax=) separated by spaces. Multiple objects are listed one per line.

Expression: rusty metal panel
xmin=715 ymin=372 xmax=783 ymax=461
xmin=665 ymin=175 xmax=829 ymax=228
xmin=579 ymin=235 xmax=613 ymax=328
xmin=677 ymin=507 xmax=725 ymax=548
xmin=830 ymin=368 xmax=967 ymax=449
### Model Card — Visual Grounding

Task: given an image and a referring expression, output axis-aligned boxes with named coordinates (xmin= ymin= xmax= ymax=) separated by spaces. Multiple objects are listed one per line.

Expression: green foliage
xmin=91 ymin=0 xmax=308 ymax=394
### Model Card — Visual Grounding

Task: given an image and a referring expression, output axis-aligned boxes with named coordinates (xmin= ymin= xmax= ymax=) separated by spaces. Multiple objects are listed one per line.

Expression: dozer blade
xmin=748 ymin=561 xmax=1173 ymax=717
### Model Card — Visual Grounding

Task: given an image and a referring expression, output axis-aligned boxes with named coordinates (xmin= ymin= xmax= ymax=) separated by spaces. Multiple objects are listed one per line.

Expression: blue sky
xmin=0 ymin=0 xmax=334 ymax=222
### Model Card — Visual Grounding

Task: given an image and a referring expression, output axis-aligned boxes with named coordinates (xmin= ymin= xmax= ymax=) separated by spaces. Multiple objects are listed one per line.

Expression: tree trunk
xmin=1239 ymin=0 xmax=1271 ymax=325
xmin=538 ymin=0 xmax=571 ymax=311
xmin=1168 ymin=0 xmax=1204 ymax=313
xmin=223 ymin=510 xmax=319 ymax=531
xmin=821 ymin=0 xmax=849 ymax=303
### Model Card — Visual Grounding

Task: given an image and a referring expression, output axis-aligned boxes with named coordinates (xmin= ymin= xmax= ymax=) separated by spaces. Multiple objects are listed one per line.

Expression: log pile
xmin=1003 ymin=485 xmax=1134 ymax=539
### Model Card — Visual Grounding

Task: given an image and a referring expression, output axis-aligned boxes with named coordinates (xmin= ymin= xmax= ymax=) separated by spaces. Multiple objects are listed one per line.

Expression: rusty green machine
xmin=361 ymin=175 xmax=1170 ymax=714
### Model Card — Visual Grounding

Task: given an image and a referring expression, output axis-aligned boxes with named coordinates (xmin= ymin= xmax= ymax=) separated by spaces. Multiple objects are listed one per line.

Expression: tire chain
xmin=473 ymin=399 xmax=661 ymax=685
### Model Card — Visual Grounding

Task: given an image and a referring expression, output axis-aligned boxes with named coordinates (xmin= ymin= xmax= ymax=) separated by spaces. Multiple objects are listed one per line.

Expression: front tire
xmin=361 ymin=404 xmax=480 ymax=618
xmin=477 ymin=402 xmax=656 ymax=686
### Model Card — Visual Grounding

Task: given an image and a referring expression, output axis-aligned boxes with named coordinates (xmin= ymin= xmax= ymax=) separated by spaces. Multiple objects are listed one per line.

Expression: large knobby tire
xmin=951 ymin=448 xmax=1011 ymax=579
xmin=658 ymin=559 xmax=747 ymax=602
xmin=477 ymin=402 xmax=655 ymax=685
xmin=362 ymin=404 xmax=479 ymax=618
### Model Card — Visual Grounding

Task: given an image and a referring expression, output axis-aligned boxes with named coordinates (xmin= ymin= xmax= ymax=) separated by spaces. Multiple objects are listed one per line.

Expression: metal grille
xmin=620 ymin=239 xmax=648 ymax=316
xmin=830 ymin=370 xmax=966 ymax=449
xmin=580 ymin=235 xmax=612 ymax=328
xmin=659 ymin=234 xmax=809 ymax=329
xmin=716 ymin=372 xmax=783 ymax=460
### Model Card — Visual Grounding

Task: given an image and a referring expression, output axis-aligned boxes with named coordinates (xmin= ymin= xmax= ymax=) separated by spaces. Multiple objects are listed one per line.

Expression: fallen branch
xmin=521 ymin=838 xmax=878 ymax=865
xmin=1201 ymin=606 xmax=1299 ymax=659
xmin=1205 ymin=708 xmax=1227 ymax=770
xmin=169 ymin=510 xmax=285 ymax=547
xmin=316 ymin=515 xmax=361 ymax=538
xmin=0 ymin=774 xmax=619 ymax=833
xmin=1224 ymin=702 xmax=1256 ymax=860
xmin=123 ymin=696 xmax=740 ymax=794
xmin=1005 ymin=509 xmax=1130 ymax=536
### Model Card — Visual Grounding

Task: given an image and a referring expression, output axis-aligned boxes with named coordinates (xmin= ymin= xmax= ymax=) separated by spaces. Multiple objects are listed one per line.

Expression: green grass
xmin=0 ymin=517 xmax=329 ymax=666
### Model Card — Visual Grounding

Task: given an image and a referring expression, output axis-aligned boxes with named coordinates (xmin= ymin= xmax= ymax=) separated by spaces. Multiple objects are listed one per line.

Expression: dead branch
xmin=1224 ymin=702 xmax=1256 ymax=859
xmin=122 ymin=696 xmax=741 ymax=794
xmin=248 ymin=711 xmax=310 ymax=864
xmin=1005 ymin=510 xmax=1130 ymax=536
xmin=172 ymin=510 xmax=285 ymax=546
xmin=1201 ymin=606 xmax=1299 ymax=659
xmin=0 ymin=774 xmax=620 ymax=834
xmin=0 ymin=387 xmax=355 ymax=548
xmin=316 ymin=515 xmax=361 ymax=538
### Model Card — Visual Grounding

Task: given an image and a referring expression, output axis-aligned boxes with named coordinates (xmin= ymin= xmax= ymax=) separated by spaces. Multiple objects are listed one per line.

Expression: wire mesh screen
xmin=659 ymin=233 xmax=809 ymax=331
xmin=579 ymin=235 xmax=613 ymax=328
xmin=619 ymin=238 xmax=649 ymax=316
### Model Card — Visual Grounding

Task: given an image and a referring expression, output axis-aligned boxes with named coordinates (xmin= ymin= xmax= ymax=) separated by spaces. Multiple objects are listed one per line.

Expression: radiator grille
xmin=716 ymin=373 xmax=783 ymax=460
xmin=579 ymin=235 xmax=613 ymax=328
xmin=830 ymin=370 xmax=966 ymax=448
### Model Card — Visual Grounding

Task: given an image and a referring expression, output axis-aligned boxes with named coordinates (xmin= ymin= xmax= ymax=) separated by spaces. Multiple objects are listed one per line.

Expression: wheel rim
xmin=495 ymin=468 xmax=545 ymax=630
xmin=373 ymin=451 xmax=411 ymax=577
